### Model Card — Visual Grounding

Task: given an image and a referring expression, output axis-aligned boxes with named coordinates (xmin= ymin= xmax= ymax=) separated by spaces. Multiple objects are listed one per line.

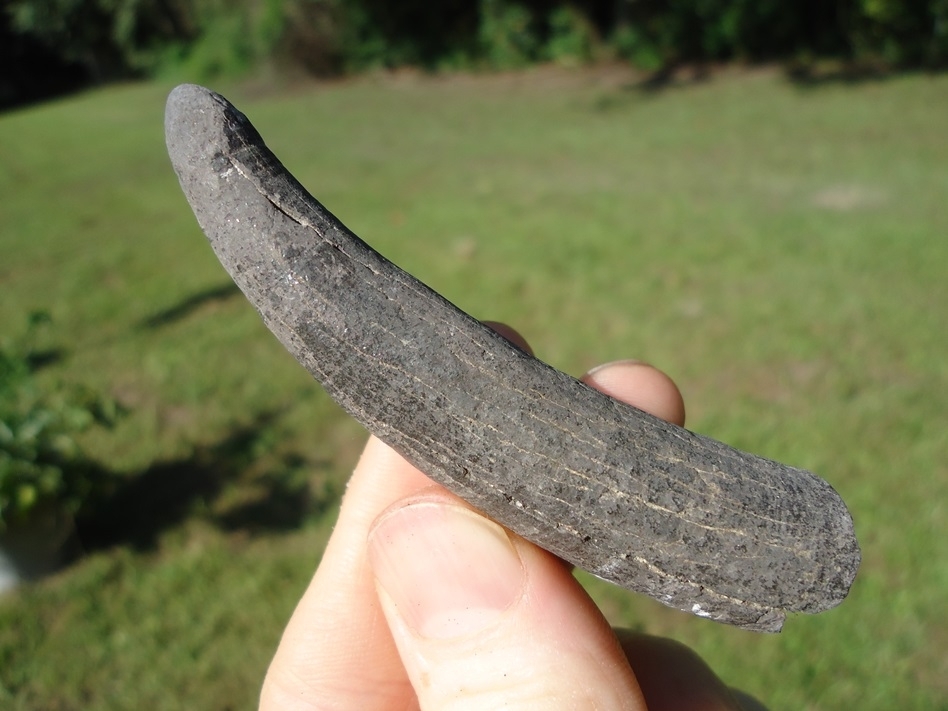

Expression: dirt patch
xmin=238 ymin=60 xmax=787 ymax=101
xmin=811 ymin=184 xmax=887 ymax=211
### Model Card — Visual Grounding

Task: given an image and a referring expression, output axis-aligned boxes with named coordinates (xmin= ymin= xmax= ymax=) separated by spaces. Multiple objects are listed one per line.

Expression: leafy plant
xmin=0 ymin=312 xmax=119 ymax=532
xmin=545 ymin=5 xmax=596 ymax=66
xmin=611 ymin=22 xmax=664 ymax=71
xmin=6 ymin=0 xmax=948 ymax=104
xmin=479 ymin=0 xmax=539 ymax=69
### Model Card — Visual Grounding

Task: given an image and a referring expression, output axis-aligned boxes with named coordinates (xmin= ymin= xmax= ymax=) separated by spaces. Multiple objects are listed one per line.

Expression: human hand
xmin=260 ymin=323 xmax=759 ymax=710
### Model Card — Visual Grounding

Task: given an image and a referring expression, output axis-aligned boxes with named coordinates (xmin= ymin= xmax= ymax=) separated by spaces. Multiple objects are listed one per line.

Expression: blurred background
xmin=4 ymin=0 xmax=948 ymax=109
xmin=1 ymin=2 xmax=946 ymax=709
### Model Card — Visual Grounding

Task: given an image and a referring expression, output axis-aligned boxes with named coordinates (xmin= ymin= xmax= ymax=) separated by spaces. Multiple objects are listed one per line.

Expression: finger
xmin=260 ymin=437 xmax=431 ymax=710
xmin=367 ymin=358 xmax=734 ymax=710
xmin=481 ymin=320 xmax=534 ymax=355
xmin=583 ymin=359 xmax=686 ymax=427
xmin=365 ymin=354 xmax=686 ymax=709
xmin=260 ymin=321 xmax=535 ymax=710
xmin=368 ymin=491 xmax=647 ymax=710
xmin=586 ymin=366 xmax=745 ymax=711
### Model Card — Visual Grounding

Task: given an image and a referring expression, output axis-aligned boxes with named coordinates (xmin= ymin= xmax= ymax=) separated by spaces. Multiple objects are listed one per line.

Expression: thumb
xmin=367 ymin=489 xmax=647 ymax=711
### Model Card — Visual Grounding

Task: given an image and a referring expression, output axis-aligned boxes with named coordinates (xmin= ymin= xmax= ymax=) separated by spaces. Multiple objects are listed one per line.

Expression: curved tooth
xmin=164 ymin=84 xmax=859 ymax=632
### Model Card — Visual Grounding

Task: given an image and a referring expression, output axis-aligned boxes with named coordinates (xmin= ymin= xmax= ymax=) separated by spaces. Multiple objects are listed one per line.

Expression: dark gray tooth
xmin=164 ymin=83 xmax=860 ymax=632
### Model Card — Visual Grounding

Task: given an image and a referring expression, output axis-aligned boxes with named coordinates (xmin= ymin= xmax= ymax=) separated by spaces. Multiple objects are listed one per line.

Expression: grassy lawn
xmin=1 ymin=65 xmax=946 ymax=708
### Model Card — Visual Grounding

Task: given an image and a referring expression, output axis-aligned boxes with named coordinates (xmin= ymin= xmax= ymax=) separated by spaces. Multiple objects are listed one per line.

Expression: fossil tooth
xmin=165 ymin=84 xmax=860 ymax=632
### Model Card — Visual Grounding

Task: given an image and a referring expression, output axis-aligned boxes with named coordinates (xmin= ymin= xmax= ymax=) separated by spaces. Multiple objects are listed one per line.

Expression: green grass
xmin=1 ymin=65 xmax=946 ymax=709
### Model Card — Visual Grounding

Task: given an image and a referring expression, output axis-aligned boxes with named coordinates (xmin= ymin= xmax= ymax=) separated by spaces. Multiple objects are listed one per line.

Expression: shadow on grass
xmin=636 ymin=61 xmax=712 ymax=93
xmin=139 ymin=282 xmax=242 ymax=329
xmin=25 ymin=348 xmax=67 ymax=370
xmin=593 ymin=60 xmax=923 ymax=110
xmin=74 ymin=411 xmax=338 ymax=553
xmin=783 ymin=60 xmax=906 ymax=87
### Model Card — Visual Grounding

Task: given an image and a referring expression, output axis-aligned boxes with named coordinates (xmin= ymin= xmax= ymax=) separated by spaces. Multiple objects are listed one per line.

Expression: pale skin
xmin=260 ymin=323 xmax=762 ymax=711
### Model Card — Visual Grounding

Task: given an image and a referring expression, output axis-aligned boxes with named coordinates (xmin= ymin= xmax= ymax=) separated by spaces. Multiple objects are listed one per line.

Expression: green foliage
xmin=151 ymin=0 xmax=289 ymax=81
xmin=6 ymin=0 xmax=289 ymax=83
xmin=161 ymin=7 xmax=254 ymax=79
xmin=278 ymin=0 xmax=345 ymax=75
xmin=848 ymin=0 xmax=948 ymax=64
xmin=0 ymin=313 xmax=118 ymax=530
xmin=545 ymin=5 xmax=597 ymax=66
xmin=478 ymin=0 xmax=540 ymax=69
xmin=611 ymin=23 xmax=664 ymax=70
xmin=608 ymin=0 xmax=948 ymax=67
xmin=330 ymin=0 xmax=411 ymax=70
xmin=7 ymin=0 xmax=190 ymax=79
xmin=5 ymin=0 xmax=947 ymax=92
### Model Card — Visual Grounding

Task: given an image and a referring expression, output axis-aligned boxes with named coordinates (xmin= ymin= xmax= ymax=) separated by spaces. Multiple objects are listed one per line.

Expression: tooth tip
xmin=167 ymin=83 xmax=212 ymax=107
xmin=165 ymin=84 xmax=231 ymax=174
xmin=165 ymin=83 xmax=227 ymax=127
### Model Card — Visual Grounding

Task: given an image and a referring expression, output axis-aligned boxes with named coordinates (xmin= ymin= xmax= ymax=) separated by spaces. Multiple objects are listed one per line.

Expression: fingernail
xmin=584 ymin=359 xmax=648 ymax=377
xmin=368 ymin=500 xmax=525 ymax=639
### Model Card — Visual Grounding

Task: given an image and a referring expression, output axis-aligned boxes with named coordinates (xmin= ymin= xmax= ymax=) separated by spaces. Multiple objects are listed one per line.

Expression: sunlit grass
xmin=1 ymin=66 xmax=945 ymax=708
